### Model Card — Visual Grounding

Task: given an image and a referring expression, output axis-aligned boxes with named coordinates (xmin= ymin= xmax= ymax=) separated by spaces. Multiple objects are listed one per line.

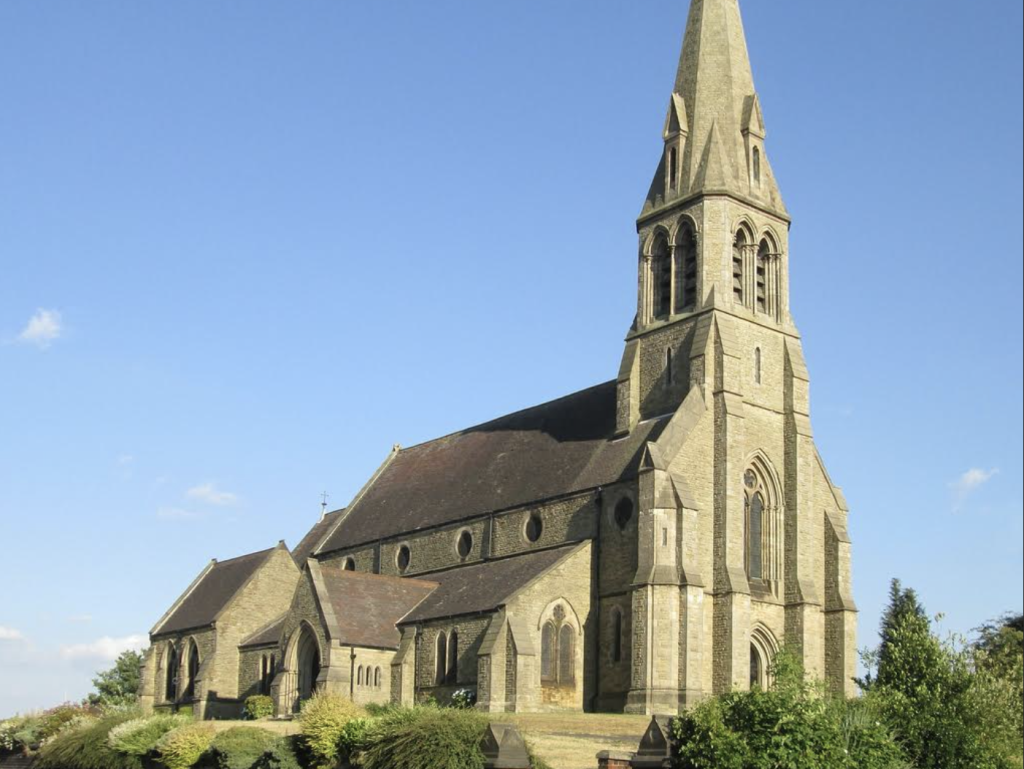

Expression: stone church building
xmin=140 ymin=0 xmax=858 ymax=719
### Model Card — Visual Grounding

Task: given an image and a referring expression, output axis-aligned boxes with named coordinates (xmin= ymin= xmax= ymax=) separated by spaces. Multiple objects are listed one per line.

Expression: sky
xmin=1 ymin=0 xmax=1021 ymax=716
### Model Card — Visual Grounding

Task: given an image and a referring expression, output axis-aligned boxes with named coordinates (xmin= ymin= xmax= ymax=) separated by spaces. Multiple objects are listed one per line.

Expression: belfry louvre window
xmin=756 ymin=240 xmax=770 ymax=313
xmin=675 ymin=224 xmax=698 ymax=312
xmin=733 ymin=231 xmax=747 ymax=304
xmin=652 ymin=234 xmax=672 ymax=320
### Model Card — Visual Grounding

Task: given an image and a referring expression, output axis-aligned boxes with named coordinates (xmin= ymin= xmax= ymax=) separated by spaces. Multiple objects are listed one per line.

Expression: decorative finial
xmin=320 ymin=491 xmax=330 ymax=521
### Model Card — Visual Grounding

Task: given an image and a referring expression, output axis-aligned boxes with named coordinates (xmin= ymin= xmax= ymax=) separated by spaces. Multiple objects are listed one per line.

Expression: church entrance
xmin=295 ymin=626 xmax=321 ymax=705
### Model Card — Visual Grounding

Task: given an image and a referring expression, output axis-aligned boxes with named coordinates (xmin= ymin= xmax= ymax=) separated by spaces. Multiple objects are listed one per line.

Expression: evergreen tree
xmin=88 ymin=649 xmax=145 ymax=707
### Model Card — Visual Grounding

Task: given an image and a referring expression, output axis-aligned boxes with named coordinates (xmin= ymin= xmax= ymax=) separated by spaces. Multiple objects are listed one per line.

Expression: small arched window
xmin=541 ymin=622 xmax=557 ymax=683
xmin=184 ymin=640 xmax=200 ymax=701
xmin=752 ymin=147 xmax=761 ymax=184
xmin=651 ymin=233 xmax=672 ymax=320
xmin=675 ymin=223 xmax=698 ymax=312
xmin=733 ymin=231 xmax=747 ymax=304
xmin=343 ymin=557 xmax=356 ymax=571
xmin=446 ymin=630 xmax=459 ymax=685
xmin=357 ymin=666 xmax=364 ymax=687
xmin=374 ymin=667 xmax=382 ymax=689
xmin=558 ymin=624 xmax=576 ymax=684
xmin=435 ymin=632 xmax=448 ymax=686
xmin=750 ymin=628 xmax=777 ymax=690
xmin=260 ymin=655 xmax=268 ymax=695
xmin=750 ymin=644 xmax=763 ymax=688
xmin=665 ymin=347 xmax=674 ymax=386
xmin=668 ymin=146 xmax=678 ymax=190
xmin=611 ymin=609 xmax=623 ymax=663
xmin=754 ymin=348 xmax=762 ymax=385
xmin=743 ymin=466 xmax=774 ymax=583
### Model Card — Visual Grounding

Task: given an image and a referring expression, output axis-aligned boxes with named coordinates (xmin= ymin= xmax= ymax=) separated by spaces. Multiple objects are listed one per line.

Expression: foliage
xmin=154 ymin=722 xmax=216 ymax=769
xmin=671 ymin=647 xmax=905 ymax=769
xmin=108 ymin=714 xmax=190 ymax=757
xmin=36 ymin=710 xmax=144 ymax=769
xmin=337 ymin=717 xmax=375 ymax=762
xmin=88 ymin=649 xmax=146 ymax=708
xmin=296 ymin=690 xmax=364 ymax=768
xmin=862 ymin=581 xmax=1024 ymax=769
xmin=360 ymin=706 xmax=488 ymax=769
xmin=243 ymin=695 xmax=275 ymax=721
xmin=209 ymin=726 xmax=300 ymax=769
xmin=450 ymin=688 xmax=477 ymax=709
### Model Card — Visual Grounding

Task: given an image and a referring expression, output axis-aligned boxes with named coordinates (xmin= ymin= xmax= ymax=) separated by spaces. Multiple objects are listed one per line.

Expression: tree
xmin=88 ymin=649 xmax=145 ymax=707
xmin=859 ymin=578 xmax=930 ymax=691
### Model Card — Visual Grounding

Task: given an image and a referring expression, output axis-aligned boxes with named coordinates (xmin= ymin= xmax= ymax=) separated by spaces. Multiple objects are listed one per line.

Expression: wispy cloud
xmin=186 ymin=482 xmax=238 ymax=507
xmin=17 ymin=309 xmax=63 ymax=349
xmin=59 ymin=634 xmax=147 ymax=662
xmin=0 ymin=626 xmax=25 ymax=642
xmin=68 ymin=615 xmax=94 ymax=625
xmin=156 ymin=506 xmax=201 ymax=521
xmin=951 ymin=467 xmax=999 ymax=512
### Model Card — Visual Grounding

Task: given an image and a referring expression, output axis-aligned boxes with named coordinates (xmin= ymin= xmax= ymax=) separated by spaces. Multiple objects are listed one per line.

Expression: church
xmin=140 ymin=0 xmax=858 ymax=719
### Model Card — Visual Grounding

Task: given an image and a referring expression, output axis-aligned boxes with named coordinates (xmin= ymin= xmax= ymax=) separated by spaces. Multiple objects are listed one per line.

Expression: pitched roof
xmin=155 ymin=547 xmax=276 ymax=636
xmin=239 ymin=615 xmax=287 ymax=649
xmin=400 ymin=545 xmax=581 ymax=624
xmin=316 ymin=567 xmax=438 ymax=650
xmin=318 ymin=381 xmax=667 ymax=553
xmin=292 ymin=509 xmax=344 ymax=565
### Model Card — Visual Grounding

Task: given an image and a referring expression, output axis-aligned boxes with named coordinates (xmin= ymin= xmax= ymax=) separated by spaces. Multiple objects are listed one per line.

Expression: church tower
xmin=618 ymin=0 xmax=858 ymax=713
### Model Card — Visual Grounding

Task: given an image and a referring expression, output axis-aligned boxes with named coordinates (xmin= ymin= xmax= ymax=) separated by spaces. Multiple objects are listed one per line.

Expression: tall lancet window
xmin=753 ymin=147 xmax=761 ymax=184
xmin=756 ymin=240 xmax=770 ymax=314
xmin=743 ymin=464 xmax=778 ymax=586
xmin=652 ymin=234 xmax=671 ymax=320
xmin=733 ymin=230 xmax=747 ymax=304
xmin=675 ymin=223 xmax=698 ymax=313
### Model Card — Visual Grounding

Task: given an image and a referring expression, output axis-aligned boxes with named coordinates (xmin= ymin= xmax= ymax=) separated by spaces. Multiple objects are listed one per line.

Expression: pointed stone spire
xmin=644 ymin=0 xmax=786 ymax=215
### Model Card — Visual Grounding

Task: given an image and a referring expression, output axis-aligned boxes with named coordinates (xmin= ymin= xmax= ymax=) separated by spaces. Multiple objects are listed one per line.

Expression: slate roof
xmin=156 ymin=548 xmax=276 ymax=636
xmin=317 ymin=567 xmax=438 ymax=650
xmin=292 ymin=509 xmax=344 ymax=565
xmin=239 ymin=615 xmax=287 ymax=649
xmin=399 ymin=544 xmax=581 ymax=624
xmin=318 ymin=381 xmax=668 ymax=554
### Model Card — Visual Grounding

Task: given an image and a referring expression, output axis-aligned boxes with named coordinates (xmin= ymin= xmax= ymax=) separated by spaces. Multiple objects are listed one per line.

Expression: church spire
xmin=644 ymin=0 xmax=786 ymax=216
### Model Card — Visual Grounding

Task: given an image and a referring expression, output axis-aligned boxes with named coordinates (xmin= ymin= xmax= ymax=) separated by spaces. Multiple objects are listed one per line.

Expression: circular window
xmin=613 ymin=498 xmax=634 ymax=531
xmin=456 ymin=530 xmax=473 ymax=560
xmin=343 ymin=558 xmax=356 ymax=572
xmin=525 ymin=513 xmax=543 ymax=543
xmin=396 ymin=545 xmax=411 ymax=574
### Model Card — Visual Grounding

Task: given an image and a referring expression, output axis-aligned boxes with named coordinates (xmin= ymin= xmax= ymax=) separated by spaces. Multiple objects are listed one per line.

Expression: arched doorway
xmin=295 ymin=625 xmax=321 ymax=705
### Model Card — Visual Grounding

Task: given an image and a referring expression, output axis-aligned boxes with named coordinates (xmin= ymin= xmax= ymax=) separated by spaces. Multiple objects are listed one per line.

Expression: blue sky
xmin=1 ymin=0 xmax=1021 ymax=716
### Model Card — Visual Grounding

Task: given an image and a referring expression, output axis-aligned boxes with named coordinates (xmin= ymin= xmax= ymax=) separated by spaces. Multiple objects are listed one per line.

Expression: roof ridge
xmin=319 ymin=563 xmax=439 ymax=589
xmin=399 ymin=380 xmax=616 ymax=452
xmin=213 ymin=546 xmax=276 ymax=567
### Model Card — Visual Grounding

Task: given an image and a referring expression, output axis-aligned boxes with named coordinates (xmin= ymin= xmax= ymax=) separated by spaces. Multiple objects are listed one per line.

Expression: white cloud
xmin=951 ymin=467 xmax=999 ymax=511
xmin=17 ymin=309 xmax=63 ymax=349
xmin=156 ymin=506 xmax=201 ymax=520
xmin=186 ymin=482 xmax=238 ymax=506
xmin=0 ymin=626 xmax=25 ymax=642
xmin=59 ymin=634 xmax=147 ymax=662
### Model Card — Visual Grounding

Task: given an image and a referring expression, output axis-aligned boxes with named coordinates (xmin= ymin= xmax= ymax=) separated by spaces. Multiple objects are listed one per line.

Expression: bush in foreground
xmin=155 ymin=722 xmax=216 ymax=769
xmin=37 ymin=710 xmax=143 ymax=769
xmin=360 ymin=706 xmax=488 ymax=769
xmin=108 ymin=714 xmax=190 ymax=757
xmin=296 ymin=690 xmax=364 ymax=768
xmin=209 ymin=726 xmax=299 ymax=769
xmin=243 ymin=695 xmax=275 ymax=721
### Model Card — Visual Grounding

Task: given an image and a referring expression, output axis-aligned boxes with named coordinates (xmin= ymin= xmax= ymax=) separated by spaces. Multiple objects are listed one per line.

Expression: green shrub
xmin=36 ymin=711 xmax=144 ymax=769
xmin=108 ymin=714 xmax=190 ymax=757
xmin=296 ymin=691 xmax=364 ymax=768
xmin=208 ymin=726 xmax=299 ymax=769
xmin=39 ymin=704 xmax=96 ymax=743
xmin=243 ymin=695 xmax=275 ymax=721
xmin=360 ymin=707 xmax=488 ymax=769
xmin=155 ymin=722 xmax=216 ymax=769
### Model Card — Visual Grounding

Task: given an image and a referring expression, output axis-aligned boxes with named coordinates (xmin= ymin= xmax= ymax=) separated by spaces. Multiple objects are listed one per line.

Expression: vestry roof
xmin=316 ymin=566 xmax=438 ymax=650
xmin=400 ymin=545 xmax=581 ymax=624
xmin=155 ymin=547 xmax=276 ymax=636
xmin=318 ymin=381 xmax=668 ymax=553
xmin=239 ymin=615 xmax=287 ymax=649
